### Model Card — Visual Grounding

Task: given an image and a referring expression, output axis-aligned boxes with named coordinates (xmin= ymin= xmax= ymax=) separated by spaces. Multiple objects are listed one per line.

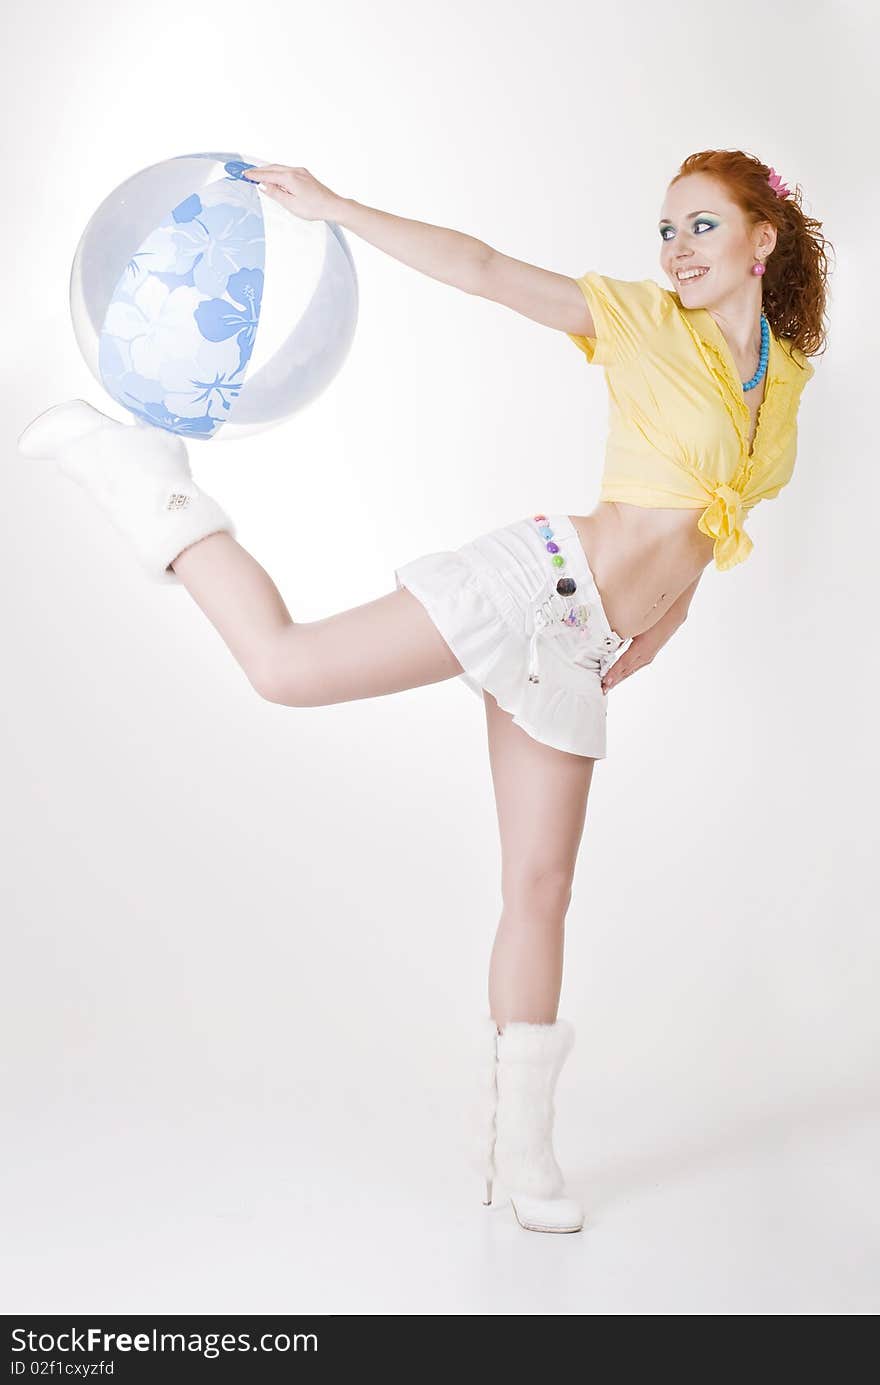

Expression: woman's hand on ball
xmin=242 ymin=165 xmax=342 ymax=221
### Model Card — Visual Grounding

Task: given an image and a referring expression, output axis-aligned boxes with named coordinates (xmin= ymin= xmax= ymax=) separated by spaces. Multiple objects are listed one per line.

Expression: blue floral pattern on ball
xmin=98 ymin=162 xmax=266 ymax=440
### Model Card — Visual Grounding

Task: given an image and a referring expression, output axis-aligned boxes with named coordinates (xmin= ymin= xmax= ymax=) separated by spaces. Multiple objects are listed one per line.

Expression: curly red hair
xmin=670 ymin=149 xmax=833 ymax=363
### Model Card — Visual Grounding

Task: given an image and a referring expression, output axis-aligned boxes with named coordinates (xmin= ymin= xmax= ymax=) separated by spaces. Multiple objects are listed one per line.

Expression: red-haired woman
xmin=18 ymin=149 xmax=831 ymax=1234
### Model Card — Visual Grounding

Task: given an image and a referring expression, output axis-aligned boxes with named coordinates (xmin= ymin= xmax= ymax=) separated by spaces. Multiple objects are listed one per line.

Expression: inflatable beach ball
xmin=70 ymin=151 xmax=358 ymax=441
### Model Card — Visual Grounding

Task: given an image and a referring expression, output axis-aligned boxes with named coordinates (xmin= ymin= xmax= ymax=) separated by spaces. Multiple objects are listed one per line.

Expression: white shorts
xmin=394 ymin=512 xmax=632 ymax=758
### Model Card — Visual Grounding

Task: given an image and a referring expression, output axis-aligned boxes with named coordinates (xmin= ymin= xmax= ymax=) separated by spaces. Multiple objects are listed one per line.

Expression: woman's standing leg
xmin=481 ymin=689 xmax=595 ymax=1028
xmin=170 ymin=531 xmax=466 ymax=704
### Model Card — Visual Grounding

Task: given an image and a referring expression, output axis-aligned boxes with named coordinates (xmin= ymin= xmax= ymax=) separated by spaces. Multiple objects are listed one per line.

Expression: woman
xmin=17 ymin=148 xmax=831 ymax=1235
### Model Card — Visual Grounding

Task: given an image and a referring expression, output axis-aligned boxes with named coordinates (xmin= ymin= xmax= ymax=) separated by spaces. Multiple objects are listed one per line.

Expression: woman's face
xmin=658 ymin=173 xmax=774 ymax=307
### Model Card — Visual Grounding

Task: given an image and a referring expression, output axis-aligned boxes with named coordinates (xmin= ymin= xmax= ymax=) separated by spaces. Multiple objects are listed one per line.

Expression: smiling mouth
xmin=675 ymin=267 xmax=711 ymax=284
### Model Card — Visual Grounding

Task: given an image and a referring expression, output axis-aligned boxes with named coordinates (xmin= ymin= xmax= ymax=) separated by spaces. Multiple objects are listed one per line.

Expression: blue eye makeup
xmin=659 ymin=217 xmax=718 ymax=241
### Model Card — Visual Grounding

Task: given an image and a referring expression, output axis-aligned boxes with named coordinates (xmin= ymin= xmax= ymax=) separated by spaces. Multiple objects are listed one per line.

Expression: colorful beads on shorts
xmin=528 ymin=514 xmax=596 ymax=684
xmin=532 ymin=515 xmax=590 ymax=630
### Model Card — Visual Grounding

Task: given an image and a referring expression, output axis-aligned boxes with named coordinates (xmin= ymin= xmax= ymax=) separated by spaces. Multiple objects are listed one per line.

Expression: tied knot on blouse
xmin=696 ymin=483 xmax=754 ymax=572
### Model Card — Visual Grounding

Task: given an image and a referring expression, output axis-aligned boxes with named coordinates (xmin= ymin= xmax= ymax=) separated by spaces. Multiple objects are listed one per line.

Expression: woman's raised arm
xmin=478 ymin=251 xmax=596 ymax=336
xmin=243 ymin=167 xmax=594 ymax=336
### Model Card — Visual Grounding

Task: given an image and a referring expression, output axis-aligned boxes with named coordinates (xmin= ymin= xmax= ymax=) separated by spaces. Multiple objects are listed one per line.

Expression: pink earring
xmin=752 ymin=259 xmax=766 ymax=276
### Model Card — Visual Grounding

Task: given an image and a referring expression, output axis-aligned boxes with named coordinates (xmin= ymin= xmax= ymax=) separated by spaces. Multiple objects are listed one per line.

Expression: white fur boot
xmin=482 ymin=1016 xmax=585 ymax=1233
xmin=17 ymin=399 xmax=237 ymax=584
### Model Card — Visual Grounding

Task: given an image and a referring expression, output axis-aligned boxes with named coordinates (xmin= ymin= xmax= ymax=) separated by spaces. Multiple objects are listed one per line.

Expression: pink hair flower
xmin=767 ymin=167 xmax=792 ymax=199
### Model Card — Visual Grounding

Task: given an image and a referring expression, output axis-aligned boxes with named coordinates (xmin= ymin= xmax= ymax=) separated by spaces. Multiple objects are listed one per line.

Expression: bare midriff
xmin=569 ymin=502 xmax=717 ymax=641
xmin=568 ymin=343 xmax=766 ymax=638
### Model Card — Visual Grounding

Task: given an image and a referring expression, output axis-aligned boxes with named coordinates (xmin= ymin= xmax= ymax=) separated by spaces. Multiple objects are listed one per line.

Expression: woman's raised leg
xmin=16 ymin=401 xmax=463 ymax=706
xmin=482 ymin=689 xmax=595 ymax=1028
xmin=170 ymin=531 xmax=465 ymax=705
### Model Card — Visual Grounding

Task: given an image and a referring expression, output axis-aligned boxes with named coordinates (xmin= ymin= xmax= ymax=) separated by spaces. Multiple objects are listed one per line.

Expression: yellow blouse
xmin=566 ymin=272 xmax=816 ymax=571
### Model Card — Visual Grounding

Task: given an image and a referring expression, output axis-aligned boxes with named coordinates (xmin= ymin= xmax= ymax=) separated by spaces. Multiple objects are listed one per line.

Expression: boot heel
xmin=17 ymin=399 xmax=111 ymax=459
xmin=473 ymin=1017 xmax=499 ymax=1207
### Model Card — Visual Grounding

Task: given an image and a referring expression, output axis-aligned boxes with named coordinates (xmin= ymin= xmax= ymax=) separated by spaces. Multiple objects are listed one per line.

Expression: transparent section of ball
xmin=69 ymin=151 xmax=358 ymax=442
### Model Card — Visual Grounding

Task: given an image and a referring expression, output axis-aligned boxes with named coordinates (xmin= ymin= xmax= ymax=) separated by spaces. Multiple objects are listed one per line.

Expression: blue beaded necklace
xmin=742 ymin=313 xmax=770 ymax=391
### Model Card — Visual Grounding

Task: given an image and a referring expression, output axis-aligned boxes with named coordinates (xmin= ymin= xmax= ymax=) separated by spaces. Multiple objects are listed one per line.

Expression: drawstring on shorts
xmin=527 ymin=591 xmax=592 ymax=683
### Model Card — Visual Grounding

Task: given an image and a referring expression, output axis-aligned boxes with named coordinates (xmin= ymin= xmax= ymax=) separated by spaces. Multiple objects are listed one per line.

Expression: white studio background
xmin=2 ymin=0 xmax=877 ymax=1316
